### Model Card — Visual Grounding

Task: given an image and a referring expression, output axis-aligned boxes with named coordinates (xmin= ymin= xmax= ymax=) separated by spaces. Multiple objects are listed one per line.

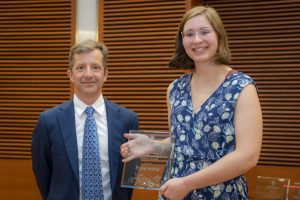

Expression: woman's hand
xmin=160 ymin=177 xmax=190 ymax=200
xmin=120 ymin=133 xmax=155 ymax=162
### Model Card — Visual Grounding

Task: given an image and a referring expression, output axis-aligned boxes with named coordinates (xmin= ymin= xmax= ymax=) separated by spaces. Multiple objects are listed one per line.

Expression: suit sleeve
xmin=31 ymin=113 xmax=52 ymax=200
xmin=132 ymin=113 xmax=139 ymax=130
xmin=127 ymin=112 xmax=139 ymax=200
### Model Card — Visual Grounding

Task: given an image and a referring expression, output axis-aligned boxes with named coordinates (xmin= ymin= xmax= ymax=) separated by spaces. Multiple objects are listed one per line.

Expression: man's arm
xmin=31 ymin=113 xmax=52 ymax=200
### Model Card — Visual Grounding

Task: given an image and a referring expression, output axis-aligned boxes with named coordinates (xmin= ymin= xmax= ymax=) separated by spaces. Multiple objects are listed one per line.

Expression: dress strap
xmin=225 ymin=69 xmax=238 ymax=79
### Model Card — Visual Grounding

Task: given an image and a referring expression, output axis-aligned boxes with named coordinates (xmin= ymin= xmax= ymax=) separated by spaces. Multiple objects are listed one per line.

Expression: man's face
xmin=67 ymin=49 xmax=108 ymax=103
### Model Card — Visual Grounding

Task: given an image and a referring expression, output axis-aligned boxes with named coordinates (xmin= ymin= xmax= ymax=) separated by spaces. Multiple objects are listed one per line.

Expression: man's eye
xmin=92 ymin=66 xmax=101 ymax=71
xmin=74 ymin=66 xmax=83 ymax=71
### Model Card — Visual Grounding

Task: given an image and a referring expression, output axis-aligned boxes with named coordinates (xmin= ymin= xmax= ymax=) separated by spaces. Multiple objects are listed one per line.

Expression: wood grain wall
xmin=99 ymin=0 xmax=300 ymax=199
xmin=0 ymin=0 xmax=299 ymax=199
xmin=0 ymin=0 xmax=75 ymax=199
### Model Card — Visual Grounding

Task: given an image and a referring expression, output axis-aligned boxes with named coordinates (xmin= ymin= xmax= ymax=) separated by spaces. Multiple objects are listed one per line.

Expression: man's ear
xmin=104 ymin=69 xmax=108 ymax=81
xmin=67 ymin=69 xmax=73 ymax=81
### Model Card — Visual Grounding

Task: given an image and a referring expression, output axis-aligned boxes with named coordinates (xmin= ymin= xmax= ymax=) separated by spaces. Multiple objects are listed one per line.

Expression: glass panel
xmin=255 ymin=176 xmax=290 ymax=200
xmin=121 ymin=130 xmax=170 ymax=190
xmin=283 ymin=185 xmax=300 ymax=200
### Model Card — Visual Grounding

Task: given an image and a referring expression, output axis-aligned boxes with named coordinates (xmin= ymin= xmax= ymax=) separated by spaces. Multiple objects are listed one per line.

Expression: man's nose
xmin=82 ymin=67 xmax=94 ymax=75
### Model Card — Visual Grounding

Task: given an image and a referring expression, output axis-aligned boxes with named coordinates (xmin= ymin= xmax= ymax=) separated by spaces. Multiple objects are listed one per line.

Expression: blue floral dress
xmin=160 ymin=71 xmax=256 ymax=200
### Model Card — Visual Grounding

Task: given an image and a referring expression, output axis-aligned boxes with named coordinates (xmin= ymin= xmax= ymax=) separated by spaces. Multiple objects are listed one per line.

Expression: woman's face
xmin=182 ymin=15 xmax=218 ymax=65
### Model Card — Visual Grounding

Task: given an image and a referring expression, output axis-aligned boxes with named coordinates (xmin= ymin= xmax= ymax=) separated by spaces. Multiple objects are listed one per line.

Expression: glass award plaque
xmin=283 ymin=184 xmax=300 ymax=200
xmin=121 ymin=130 xmax=170 ymax=190
xmin=255 ymin=176 xmax=290 ymax=200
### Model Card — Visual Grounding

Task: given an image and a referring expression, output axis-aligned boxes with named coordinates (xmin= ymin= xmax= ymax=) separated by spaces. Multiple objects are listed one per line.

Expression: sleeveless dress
xmin=160 ymin=71 xmax=256 ymax=200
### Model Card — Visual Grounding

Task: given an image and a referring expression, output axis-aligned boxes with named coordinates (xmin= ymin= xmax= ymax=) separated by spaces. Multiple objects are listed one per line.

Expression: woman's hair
xmin=69 ymin=39 xmax=108 ymax=70
xmin=169 ymin=6 xmax=231 ymax=69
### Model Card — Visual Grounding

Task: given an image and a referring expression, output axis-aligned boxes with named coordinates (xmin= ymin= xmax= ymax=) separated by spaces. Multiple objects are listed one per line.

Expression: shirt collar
xmin=73 ymin=94 xmax=105 ymax=117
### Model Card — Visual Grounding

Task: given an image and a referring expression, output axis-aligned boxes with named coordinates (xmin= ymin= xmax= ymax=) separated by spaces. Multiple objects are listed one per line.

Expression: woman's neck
xmin=193 ymin=63 xmax=230 ymax=83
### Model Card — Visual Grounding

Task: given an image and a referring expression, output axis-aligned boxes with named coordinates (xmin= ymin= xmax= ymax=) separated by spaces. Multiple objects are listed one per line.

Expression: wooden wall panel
xmin=1 ymin=0 xmax=298 ymax=200
xmin=245 ymin=165 xmax=300 ymax=199
xmin=0 ymin=0 xmax=75 ymax=158
xmin=99 ymin=0 xmax=189 ymax=132
xmin=0 ymin=0 xmax=75 ymax=199
xmin=100 ymin=0 xmax=300 ymax=199
xmin=0 ymin=159 xmax=40 ymax=200
xmin=202 ymin=1 xmax=300 ymax=198
xmin=204 ymin=0 xmax=300 ymax=167
xmin=100 ymin=0 xmax=300 ymax=167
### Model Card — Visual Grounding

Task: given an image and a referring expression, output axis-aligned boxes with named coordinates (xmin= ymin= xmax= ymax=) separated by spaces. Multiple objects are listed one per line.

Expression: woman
xmin=121 ymin=6 xmax=262 ymax=200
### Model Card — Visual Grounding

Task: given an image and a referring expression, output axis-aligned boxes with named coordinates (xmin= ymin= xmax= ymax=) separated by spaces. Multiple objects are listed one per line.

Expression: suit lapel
xmin=55 ymin=99 xmax=124 ymax=188
xmin=57 ymin=100 xmax=79 ymax=183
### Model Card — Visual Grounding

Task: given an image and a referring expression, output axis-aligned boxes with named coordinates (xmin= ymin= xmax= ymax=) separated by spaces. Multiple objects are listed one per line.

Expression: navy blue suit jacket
xmin=31 ymin=99 xmax=139 ymax=200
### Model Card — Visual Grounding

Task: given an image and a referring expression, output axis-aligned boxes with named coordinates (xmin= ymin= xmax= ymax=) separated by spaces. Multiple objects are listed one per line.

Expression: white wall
xmin=76 ymin=0 xmax=98 ymax=42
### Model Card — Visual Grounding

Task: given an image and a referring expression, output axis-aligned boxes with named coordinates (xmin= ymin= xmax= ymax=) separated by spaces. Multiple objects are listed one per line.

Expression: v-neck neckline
xmin=189 ymin=69 xmax=237 ymax=115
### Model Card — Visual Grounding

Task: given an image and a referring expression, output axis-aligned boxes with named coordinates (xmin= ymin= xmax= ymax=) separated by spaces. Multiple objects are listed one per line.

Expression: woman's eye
xmin=187 ymin=32 xmax=194 ymax=37
xmin=201 ymin=29 xmax=211 ymax=36
xmin=182 ymin=31 xmax=194 ymax=37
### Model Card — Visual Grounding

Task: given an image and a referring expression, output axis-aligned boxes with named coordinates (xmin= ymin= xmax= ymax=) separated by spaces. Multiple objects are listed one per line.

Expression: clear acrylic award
xmin=121 ymin=130 xmax=170 ymax=190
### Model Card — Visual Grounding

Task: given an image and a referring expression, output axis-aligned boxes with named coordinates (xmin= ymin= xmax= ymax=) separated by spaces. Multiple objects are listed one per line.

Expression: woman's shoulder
xmin=223 ymin=70 xmax=258 ymax=95
xmin=230 ymin=70 xmax=256 ymax=86
xmin=167 ymin=73 xmax=192 ymax=96
xmin=171 ymin=73 xmax=192 ymax=86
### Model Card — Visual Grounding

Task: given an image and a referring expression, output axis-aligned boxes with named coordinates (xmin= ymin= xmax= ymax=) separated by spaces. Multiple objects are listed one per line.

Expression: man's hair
xmin=69 ymin=39 xmax=108 ymax=69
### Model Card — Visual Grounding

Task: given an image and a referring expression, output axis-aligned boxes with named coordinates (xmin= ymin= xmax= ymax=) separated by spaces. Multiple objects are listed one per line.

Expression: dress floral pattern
xmin=160 ymin=71 xmax=256 ymax=200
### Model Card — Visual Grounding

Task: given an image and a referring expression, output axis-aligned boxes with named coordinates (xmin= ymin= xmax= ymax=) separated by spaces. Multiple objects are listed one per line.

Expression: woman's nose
xmin=193 ymin=33 xmax=204 ymax=42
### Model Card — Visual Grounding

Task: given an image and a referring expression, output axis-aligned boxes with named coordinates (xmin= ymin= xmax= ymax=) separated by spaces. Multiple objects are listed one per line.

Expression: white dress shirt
xmin=73 ymin=94 xmax=112 ymax=200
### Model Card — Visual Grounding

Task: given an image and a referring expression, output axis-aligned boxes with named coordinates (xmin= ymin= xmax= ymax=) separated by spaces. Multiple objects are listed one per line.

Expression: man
xmin=31 ymin=39 xmax=138 ymax=200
